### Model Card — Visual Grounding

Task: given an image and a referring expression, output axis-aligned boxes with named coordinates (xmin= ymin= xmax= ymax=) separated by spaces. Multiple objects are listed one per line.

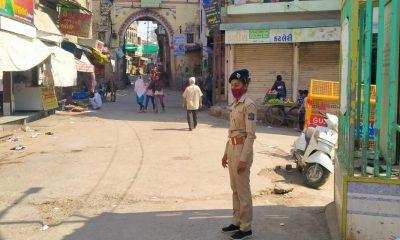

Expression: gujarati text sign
xmin=0 ymin=0 xmax=34 ymax=24
xmin=41 ymin=87 xmax=58 ymax=110
xmin=225 ymin=27 xmax=340 ymax=44
xmin=203 ymin=1 xmax=220 ymax=29
xmin=173 ymin=34 xmax=186 ymax=56
xmin=59 ymin=8 xmax=92 ymax=38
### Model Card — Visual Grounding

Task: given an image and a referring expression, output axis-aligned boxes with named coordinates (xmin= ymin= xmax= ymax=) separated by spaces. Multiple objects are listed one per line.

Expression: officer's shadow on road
xmin=61 ymin=206 xmax=330 ymax=240
xmin=0 ymin=187 xmax=43 ymax=240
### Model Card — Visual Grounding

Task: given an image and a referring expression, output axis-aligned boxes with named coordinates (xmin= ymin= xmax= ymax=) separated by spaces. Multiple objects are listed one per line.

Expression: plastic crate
xmin=72 ymin=92 xmax=89 ymax=99
xmin=306 ymin=79 xmax=377 ymax=127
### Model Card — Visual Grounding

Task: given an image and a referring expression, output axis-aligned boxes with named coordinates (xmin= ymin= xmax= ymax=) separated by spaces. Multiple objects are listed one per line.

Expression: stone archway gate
xmin=117 ymin=9 xmax=176 ymax=87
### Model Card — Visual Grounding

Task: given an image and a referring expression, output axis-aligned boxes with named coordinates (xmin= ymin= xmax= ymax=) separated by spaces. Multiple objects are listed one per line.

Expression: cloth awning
xmin=49 ymin=47 xmax=77 ymax=87
xmin=34 ymin=10 xmax=63 ymax=44
xmin=0 ymin=31 xmax=52 ymax=72
xmin=141 ymin=44 xmax=159 ymax=54
xmin=125 ymin=43 xmax=138 ymax=52
xmin=75 ymin=54 xmax=94 ymax=73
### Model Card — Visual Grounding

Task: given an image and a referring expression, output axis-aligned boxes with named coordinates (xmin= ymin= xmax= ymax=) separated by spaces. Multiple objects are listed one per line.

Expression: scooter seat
xmin=305 ymin=127 xmax=316 ymax=145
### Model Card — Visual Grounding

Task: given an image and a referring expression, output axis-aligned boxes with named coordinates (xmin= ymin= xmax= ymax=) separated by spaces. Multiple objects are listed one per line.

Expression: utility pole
xmin=147 ymin=21 xmax=149 ymax=44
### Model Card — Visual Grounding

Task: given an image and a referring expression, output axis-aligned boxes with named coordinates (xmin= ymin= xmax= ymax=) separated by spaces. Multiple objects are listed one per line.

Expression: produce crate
xmin=264 ymin=93 xmax=278 ymax=102
xmin=306 ymin=79 xmax=376 ymax=149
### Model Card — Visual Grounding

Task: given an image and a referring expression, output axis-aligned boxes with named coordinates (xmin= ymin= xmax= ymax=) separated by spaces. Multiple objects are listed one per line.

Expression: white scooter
xmin=291 ymin=112 xmax=338 ymax=189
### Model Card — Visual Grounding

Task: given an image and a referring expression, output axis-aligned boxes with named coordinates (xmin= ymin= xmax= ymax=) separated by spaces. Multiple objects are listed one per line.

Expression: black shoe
xmin=222 ymin=224 xmax=240 ymax=233
xmin=230 ymin=230 xmax=252 ymax=240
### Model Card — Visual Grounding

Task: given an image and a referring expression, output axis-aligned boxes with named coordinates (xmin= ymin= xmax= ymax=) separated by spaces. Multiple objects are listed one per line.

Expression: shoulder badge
xmin=248 ymin=112 xmax=255 ymax=121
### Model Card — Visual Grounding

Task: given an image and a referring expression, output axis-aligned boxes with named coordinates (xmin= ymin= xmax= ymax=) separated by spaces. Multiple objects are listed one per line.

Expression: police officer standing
xmin=221 ymin=69 xmax=256 ymax=240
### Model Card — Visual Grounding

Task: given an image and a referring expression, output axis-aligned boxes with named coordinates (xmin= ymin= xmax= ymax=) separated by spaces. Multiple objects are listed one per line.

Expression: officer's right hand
xmin=222 ymin=155 xmax=228 ymax=168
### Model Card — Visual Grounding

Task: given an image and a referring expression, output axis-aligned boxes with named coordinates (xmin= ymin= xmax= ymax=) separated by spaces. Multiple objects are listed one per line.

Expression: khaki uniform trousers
xmin=227 ymin=143 xmax=253 ymax=232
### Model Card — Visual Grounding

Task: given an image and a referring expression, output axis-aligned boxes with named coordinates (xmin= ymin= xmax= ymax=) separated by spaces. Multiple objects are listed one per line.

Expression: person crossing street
xmin=221 ymin=69 xmax=256 ymax=240
xmin=182 ymin=77 xmax=203 ymax=131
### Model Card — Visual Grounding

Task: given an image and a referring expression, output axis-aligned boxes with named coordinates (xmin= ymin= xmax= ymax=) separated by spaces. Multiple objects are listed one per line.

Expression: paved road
xmin=0 ymin=88 xmax=333 ymax=240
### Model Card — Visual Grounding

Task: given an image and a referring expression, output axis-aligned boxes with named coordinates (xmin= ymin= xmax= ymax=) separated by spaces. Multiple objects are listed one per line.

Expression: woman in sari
xmin=134 ymin=75 xmax=147 ymax=113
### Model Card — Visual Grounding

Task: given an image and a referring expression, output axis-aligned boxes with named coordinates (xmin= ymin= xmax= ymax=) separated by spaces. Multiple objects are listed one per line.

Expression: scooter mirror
xmin=319 ymin=111 xmax=328 ymax=119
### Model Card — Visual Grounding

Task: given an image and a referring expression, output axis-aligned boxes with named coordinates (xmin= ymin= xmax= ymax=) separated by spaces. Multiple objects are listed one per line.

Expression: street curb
xmin=325 ymin=202 xmax=340 ymax=240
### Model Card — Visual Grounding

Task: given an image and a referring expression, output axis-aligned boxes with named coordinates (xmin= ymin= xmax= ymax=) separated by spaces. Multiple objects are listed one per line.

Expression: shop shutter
xmin=299 ymin=42 xmax=340 ymax=90
xmin=234 ymin=44 xmax=293 ymax=102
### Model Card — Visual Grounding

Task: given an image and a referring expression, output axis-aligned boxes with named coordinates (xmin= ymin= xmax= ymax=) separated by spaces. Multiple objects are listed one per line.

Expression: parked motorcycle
xmin=291 ymin=112 xmax=338 ymax=188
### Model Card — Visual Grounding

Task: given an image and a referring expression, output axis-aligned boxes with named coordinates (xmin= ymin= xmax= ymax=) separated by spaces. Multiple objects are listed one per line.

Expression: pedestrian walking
xmin=145 ymin=79 xmax=156 ymax=112
xmin=153 ymin=76 xmax=165 ymax=113
xmin=182 ymin=77 xmax=203 ymax=131
xmin=296 ymin=90 xmax=308 ymax=131
xmin=134 ymin=76 xmax=146 ymax=113
xmin=205 ymin=71 xmax=213 ymax=108
xmin=221 ymin=69 xmax=256 ymax=240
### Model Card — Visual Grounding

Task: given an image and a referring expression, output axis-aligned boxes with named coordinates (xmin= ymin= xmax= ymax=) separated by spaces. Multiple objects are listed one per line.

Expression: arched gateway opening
xmin=118 ymin=9 xmax=175 ymax=87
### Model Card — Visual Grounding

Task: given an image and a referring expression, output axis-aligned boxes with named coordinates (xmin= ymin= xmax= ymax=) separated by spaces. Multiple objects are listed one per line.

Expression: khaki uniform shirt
xmin=224 ymin=94 xmax=257 ymax=163
xmin=183 ymin=84 xmax=203 ymax=110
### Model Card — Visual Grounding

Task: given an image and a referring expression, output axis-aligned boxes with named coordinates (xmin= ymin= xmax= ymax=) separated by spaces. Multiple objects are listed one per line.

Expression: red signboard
xmin=0 ymin=0 xmax=34 ymax=24
xmin=309 ymin=114 xmax=328 ymax=128
xmin=59 ymin=8 xmax=92 ymax=38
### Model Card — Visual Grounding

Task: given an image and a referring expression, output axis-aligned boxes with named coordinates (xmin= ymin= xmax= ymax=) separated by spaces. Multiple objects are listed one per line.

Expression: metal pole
xmin=374 ymin=0 xmax=386 ymax=177
xmin=356 ymin=8 xmax=365 ymax=150
xmin=361 ymin=0 xmax=373 ymax=176
xmin=348 ymin=0 xmax=360 ymax=176
xmin=387 ymin=0 xmax=400 ymax=178
xmin=147 ymin=21 xmax=149 ymax=44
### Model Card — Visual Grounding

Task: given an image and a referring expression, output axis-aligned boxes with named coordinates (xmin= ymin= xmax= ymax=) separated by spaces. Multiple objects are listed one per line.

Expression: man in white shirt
xmin=182 ymin=77 xmax=203 ymax=131
xmin=89 ymin=91 xmax=103 ymax=110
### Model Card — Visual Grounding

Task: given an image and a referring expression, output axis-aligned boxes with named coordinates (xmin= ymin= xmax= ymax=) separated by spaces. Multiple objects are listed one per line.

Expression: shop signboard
xmin=59 ymin=8 xmax=92 ymax=38
xmin=141 ymin=0 xmax=161 ymax=8
xmin=203 ymin=1 xmax=220 ymax=29
xmin=309 ymin=114 xmax=328 ymax=127
xmin=225 ymin=27 xmax=340 ymax=44
xmin=41 ymin=87 xmax=58 ymax=110
xmin=173 ymin=34 xmax=186 ymax=56
xmin=0 ymin=0 xmax=34 ymax=24
xmin=249 ymin=30 xmax=269 ymax=40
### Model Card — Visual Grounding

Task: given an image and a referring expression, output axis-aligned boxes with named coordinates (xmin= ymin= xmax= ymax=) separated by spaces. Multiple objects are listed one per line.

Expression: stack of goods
xmin=265 ymin=89 xmax=278 ymax=102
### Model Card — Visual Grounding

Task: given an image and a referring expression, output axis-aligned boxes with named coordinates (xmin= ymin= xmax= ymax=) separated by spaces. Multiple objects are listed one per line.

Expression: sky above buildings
xmin=138 ymin=21 xmax=158 ymax=43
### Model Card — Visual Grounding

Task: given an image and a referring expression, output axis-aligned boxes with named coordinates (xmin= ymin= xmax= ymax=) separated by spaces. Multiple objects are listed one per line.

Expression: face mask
xmin=232 ymin=88 xmax=245 ymax=99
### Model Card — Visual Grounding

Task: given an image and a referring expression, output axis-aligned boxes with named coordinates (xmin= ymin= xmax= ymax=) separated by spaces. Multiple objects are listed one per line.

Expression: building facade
xmin=1 ymin=0 xmax=95 ymax=117
xmin=221 ymin=0 xmax=341 ymax=104
xmin=125 ymin=22 xmax=139 ymax=44
xmin=91 ymin=0 xmax=203 ymax=89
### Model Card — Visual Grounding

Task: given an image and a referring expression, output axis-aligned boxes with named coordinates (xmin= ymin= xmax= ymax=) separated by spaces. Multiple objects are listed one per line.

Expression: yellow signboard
xmin=41 ymin=87 xmax=58 ymax=110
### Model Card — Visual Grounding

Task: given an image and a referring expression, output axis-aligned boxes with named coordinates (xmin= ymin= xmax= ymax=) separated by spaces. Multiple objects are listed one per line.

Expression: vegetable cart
xmin=264 ymin=102 xmax=298 ymax=127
